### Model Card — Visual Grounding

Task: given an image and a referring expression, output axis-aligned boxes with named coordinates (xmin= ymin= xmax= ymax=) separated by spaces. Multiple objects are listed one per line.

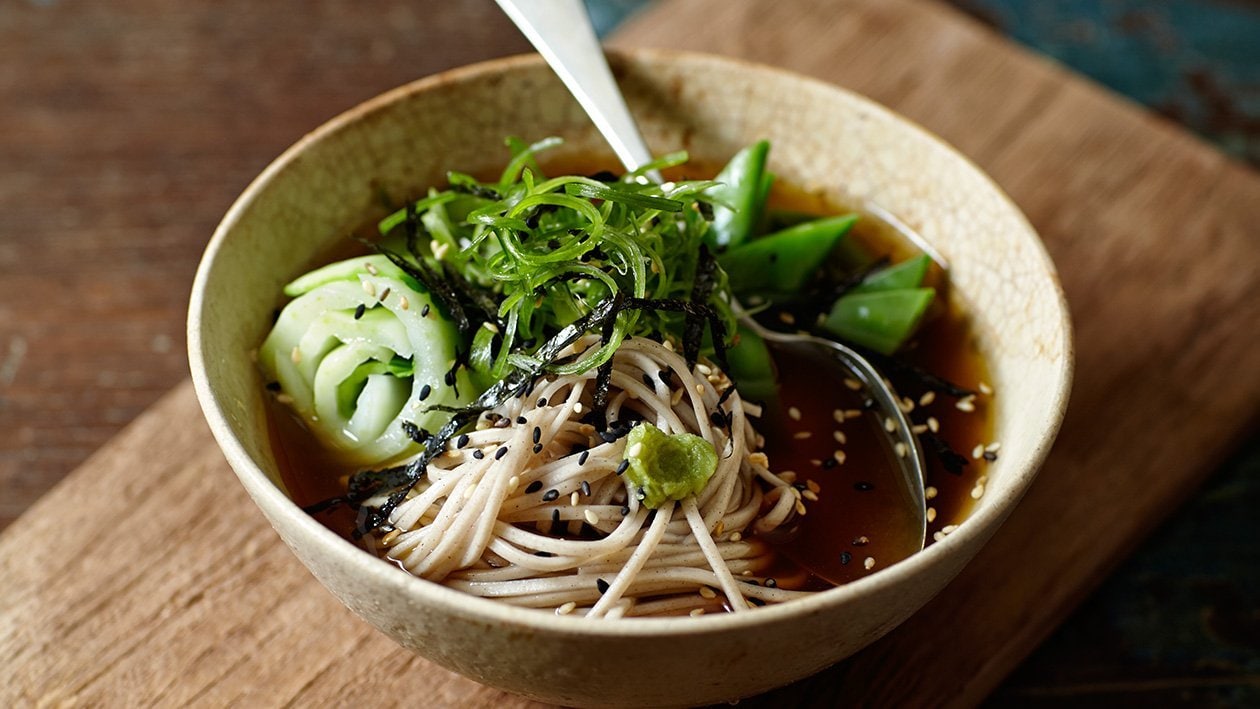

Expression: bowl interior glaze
xmin=189 ymin=50 xmax=1071 ymax=707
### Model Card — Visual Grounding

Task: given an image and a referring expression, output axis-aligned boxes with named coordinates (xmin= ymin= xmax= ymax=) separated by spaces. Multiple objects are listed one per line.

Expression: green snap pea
xmin=824 ymin=288 xmax=935 ymax=355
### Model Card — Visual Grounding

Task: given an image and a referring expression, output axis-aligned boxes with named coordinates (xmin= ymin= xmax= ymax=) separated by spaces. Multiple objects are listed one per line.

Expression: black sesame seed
xmin=551 ymin=508 xmax=561 ymax=525
xmin=580 ymin=480 xmax=591 ymax=496
xmin=456 ymin=434 xmax=469 ymax=448
xmin=532 ymin=426 xmax=542 ymax=444
xmin=983 ymin=451 xmax=998 ymax=462
xmin=418 ymin=384 xmax=432 ymax=401
xmin=353 ymin=303 xmax=367 ymax=320
xmin=854 ymin=481 xmax=874 ymax=492
xmin=265 ymin=381 xmax=281 ymax=392
xmin=495 ymin=447 xmax=508 ymax=460
xmin=472 ymin=449 xmax=485 ymax=460
xmin=710 ymin=411 xmax=726 ymax=427
xmin=578 ymin=450 xmax=590 ymax=466
xmin=642 ymin=372 xmax=654 ymax=387
xmin=420 ymin=304 xmax=430 ymax=317
xmin=658 ymin=369 xmax=672 ymax=385
xmin=516 ymin=416 xmax=527 ymax=425
xmin=615 ymin=459 xmax=630 ymax=476
xmin=822 ymin=457 xmax=837 ymax=470
xmin=536 ymin=397 xmax=548 ymax=407
xmin=840 ymin=551 xmax=852 ymax=565
xmin=533 ymin=443 xmax=543 ymax=454
xmin=765 ymin=578 xmax=778 ymax=589
xmin=542 ymin=489 xmax=560 ymax=502
xmin=793 ymin=482 xmax=808 ymax=491
xmin=599 ymin=430 xmax=618 ymax=444
xmin=749 ymin=597 xmax=766 ymax=607
xmin=620 ymin=505 xmax=630 ymax=516
xmin=596 ymin=579 xmax=610 ymax=595
xmin=526 ymin=481 xmax=543 ymax=494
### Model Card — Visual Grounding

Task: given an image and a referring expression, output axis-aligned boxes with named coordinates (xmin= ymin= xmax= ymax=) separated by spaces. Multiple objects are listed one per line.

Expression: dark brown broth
xmin=267 ymin=160 xmax=993 ymax=590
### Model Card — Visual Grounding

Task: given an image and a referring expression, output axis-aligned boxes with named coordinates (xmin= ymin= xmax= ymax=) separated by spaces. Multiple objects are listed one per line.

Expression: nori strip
xmin=920 ymin=431 xmax=970 ymax=475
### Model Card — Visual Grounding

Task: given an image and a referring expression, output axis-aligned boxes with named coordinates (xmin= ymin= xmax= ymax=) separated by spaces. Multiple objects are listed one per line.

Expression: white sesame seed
xmin=810 ymin=458 xmax=822 ymax=467
xmin=695 ymin=383 xmax=705 ymax=395
xmin=863 ymin=557 xmax=876 ymax=570
xmin=833 ymin=450 xmax=846 ymax=465
xmin=574 ymin=402 xmax=584 ymax=414
xmin=972 ymin=444 xmax=985 ymax=459
xmin=275 ymin=393 xmax=293 ymax=405
xmin=377 ymin=287 xmax=391 ymax=301
xmin=919 ymin=390 xmax=936 ymax=406
xmin=884 ymin=417 xmax=897 ymax=433
xmin=662 ymin=339 xmax=675 ymax=351
xmin=927 ymin=507 xmax=937 ymax=523
xmin=729 ymin=532 xmax=742 ymax=542
xmin=895 ymin=442 xmax=908 ymax=458
xmin=714 ymin=521 xmax=725 ymax=537
xmin=927 ymin=417 xmax=940 ymax=433
xmin=570 ymin=491 xmax=580 ymax=507
xmin=671 ymin=388 xmax=685 ymax=405
xmin=556 ymin=601 xmax=577 ymax=615
xmin=463 ymin=485 xmax=475 ymax=500
xmin=979 ymin=382 xmax=993 ymax=395
xmin=364 ymin=262 xmax=379 ymax=276
xmin=507 ymin=475 xmax=520 ymax=490
xmin=833 ymin=409 xmax=846 ymax=424
xmin=807 ymin=479 xmax=821 ymax=493
xmin=778 ymin=311 xmax=796 ymax=325
xmin=747 ymin=452 xmax=769 ymax=467
xmin=933 ymin=531 xmax=945 ymax=542
xmin=941 ymin=524 xmax=958 ymax=534
xmin=843 ymin=378 xmax=862 ymax=391
xmin=793 ymin=431 xmax=812 ymax=440
xmin=795 ymin=500 xmax=808 ymax=516
xmin=956 ymin=396 xmax=976 ymax=412
xmin=844 ymin=408 xmax=862 ymax=419
xmin=911 ymin=424 xmax=928 ymax=435
xmin=833 ymin=430 xmax=847 ymax=444
xmin=628 ymin=442 xmax=643 ymax=458
xmin=699 ymin=586 xmax=717 ymax=600
xmin=925 ymin=485 xmax=938 ymax=500
xmin=696 ymin=363 xmax=712 ymax=376
xmin=900 ymin=397 xmax=915 ymax=413
xmin=802 ymin=489 xmax=819 ymax=502
xmin=380 ymin=528 xmax=401 ymax=545
xmin=779 ymin=471 xmax=797 ymax=483
xmin=690 ymin=608 xmax=705 ymax=617
xmin=584 ymin=509 xmax=599 ymax=525
xmin=361 ymin=279 xmax=376 ymax=297
xmin=431 ymin=241 xmax=450 ymax=260
xmin=290 ymin=346 xmax=302 ymax=364
xmin=398 ymin=295 xmax=410 ymax=310
xmin=986 ymin=442 xmax=1002 ymax=453
xmin=482 ymin=321 xmax=500 ymax=334
xmin=788 ymin=406 xmax=802 ymax=421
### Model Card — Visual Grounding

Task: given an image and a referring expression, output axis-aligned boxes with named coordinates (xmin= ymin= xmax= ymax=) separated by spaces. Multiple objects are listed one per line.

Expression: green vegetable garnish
xmin=725 ymin=325 xmax=777 ymax=403
xmin=707 ymin=139 xmax=770 ymax=248
xmin=823 ymin=288 xmax=935 ymax=355
xmin=623 ymin=423 xmax=718 ymax=509
xmin=719 ymin=214 xmax=857 ymax=295
xmin=850 ymin=253 xmax=932 ymax=293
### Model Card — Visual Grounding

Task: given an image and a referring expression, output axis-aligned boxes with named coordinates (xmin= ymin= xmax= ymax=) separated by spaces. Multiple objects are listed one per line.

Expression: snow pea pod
xmin=719 ymin=214 xmax=857 ymax=296
xmin=824 ymin=287 xmax=935 ymax=355
xmin=707 ymin=140 xmax=770 ymax=248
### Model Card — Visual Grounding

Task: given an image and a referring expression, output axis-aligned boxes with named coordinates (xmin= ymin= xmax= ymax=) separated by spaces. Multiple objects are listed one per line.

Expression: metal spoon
xmin=496 ymin=0 xmax=928 ymax=548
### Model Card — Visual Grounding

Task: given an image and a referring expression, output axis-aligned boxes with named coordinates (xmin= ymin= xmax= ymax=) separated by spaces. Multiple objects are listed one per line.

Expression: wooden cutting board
xmin=3 ymin=0 xmax=1258 ymax=706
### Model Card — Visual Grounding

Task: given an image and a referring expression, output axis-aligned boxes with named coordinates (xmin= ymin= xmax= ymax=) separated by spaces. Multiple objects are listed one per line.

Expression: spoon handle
xmin=495 ymin=0 xmax=657 ymax=176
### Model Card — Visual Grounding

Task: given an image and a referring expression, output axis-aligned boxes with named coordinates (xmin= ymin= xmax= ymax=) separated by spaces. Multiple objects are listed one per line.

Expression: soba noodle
xmin=376 ymin=335 xmax=812 ymax=617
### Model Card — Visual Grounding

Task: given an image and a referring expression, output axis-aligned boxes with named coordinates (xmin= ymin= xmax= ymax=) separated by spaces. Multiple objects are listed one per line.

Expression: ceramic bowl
xmin=188 ymin=49 xmax=1071 ymax=707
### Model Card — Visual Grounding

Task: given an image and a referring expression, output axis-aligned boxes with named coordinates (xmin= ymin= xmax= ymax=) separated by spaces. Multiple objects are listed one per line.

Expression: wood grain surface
xmin=3 ymin=0 xmax=1259 ymax=707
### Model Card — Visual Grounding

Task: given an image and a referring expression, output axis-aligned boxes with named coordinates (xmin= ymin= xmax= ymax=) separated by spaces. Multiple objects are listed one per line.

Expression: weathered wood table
xmin=3 ymin=0 xmax=1258 ymax=706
